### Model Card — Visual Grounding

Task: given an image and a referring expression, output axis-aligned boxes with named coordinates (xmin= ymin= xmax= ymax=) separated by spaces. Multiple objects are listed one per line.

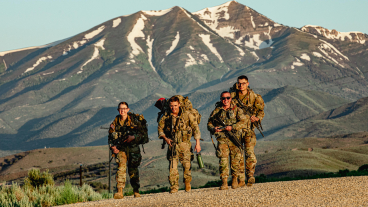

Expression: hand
xmin=251 ymin=116 xmax=259 ymax=123
xmin=214 ymin=127 xmax=222 ymax=132
xmin=124 ymin=135 xmax=135 ymax=143
xmin=225 ymin=126 xmax=232 ymax=131
xmin=194 ymin=141 xmax=201 ymax=153
xmin=164 ymin=137 xmax=172 ymax=147
xmin=110 ymin=146 xmax=119 ymax=154
xmin=110 ymin=124 xmax=115 ymax=130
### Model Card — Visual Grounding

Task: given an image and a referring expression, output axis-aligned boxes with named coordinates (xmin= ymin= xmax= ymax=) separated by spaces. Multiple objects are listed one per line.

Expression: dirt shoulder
xmin=61 ymin=176 xmax=368 ymax=206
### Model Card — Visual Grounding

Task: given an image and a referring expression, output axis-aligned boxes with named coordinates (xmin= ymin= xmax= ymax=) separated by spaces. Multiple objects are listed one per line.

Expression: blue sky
xmin=1 ymin=0 xmax=367 ymax=52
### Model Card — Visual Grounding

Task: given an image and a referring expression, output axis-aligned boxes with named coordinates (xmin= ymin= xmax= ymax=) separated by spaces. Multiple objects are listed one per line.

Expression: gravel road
xmin=62 ymin=176 xmax=368 ymax=206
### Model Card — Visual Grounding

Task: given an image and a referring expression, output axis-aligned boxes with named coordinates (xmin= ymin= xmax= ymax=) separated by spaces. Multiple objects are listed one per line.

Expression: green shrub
xmin=358 ymin=164 xmax=368 ymax=172
xmin=1 ymin=176 xmax=103 ymax=206
xmin=24 ymin=168 xmax=54 ymax=189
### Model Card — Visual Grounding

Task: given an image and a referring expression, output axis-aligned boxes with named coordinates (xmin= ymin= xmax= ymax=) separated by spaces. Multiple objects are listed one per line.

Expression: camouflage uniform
xmin=158 ymin=109 xmax=201 ymax=192
xmin=108 ymin=113 xmax=148 ymax=190
xmin=231 ymin=88 xmax=265 ymax=182
xmin=207 ymin=102 xmax=249 ymax=180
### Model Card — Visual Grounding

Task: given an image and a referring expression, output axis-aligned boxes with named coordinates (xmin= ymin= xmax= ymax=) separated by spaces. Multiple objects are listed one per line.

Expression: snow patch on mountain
xmin=185 ymin=54 xmax=197 ymax=67
xmin=216 ymin=26 xmax=239 ymax=39
xmin=166 ymin=32 xmax=180 ymax=56
xmin=24 ymin=56 xmax=52 ymax=73
xmin=112 ymin=18 xmax=121 ymax=28
xmin=312 ymin=52 xmax=323 ymax=58
xmin=250 ymin=51 xmax=259 ymax=61
xmin=194 ymin=1 xmax=231 ymax=19
xmin=127 ymin=14 xmax=147 ymax=56
xmin=80 ymin=38 xmax=105 ymax=70
xmin=143 ymin=7 xmax=173 ymax=16
xmin=94 ymin=38 xmax=106 ymax=50
xmin=62 ymin=26 xmax=105 ymax=55
xmin=301 ymin=25 xmax=366 ymax=44
xmin=189 ymin=46 xmax=195 ymax=50
xmin=234 ymin=44 xmax=245 ymax=56
xmin=2 ymin=59 xmax=7 ymax=70
xmin=85 ymin=26 xmax=105 ymax=40
xmin=63 ymin=45 xmax=72 ymax=56
xmin=146 ymin=35 xmax=157 ymax=73
xmin=201 ymin=54 xmax=209 ymax=61
xmin=194 ymin=2 xmax=242 ymax=39
xmin=250 ymin=16 xmax=255 ymax=28
xmin=182 ymin=8 xmax=213 ymax=34
xmin=291 ymin=58 xmax=304 ymax=69
xmin=317 ymin=40 xmax=347 ymax=68
xmin=199 ymin=34 xmax=224 ymax=63
xmin=300 ymin=53 xmax=310 ymax=61
xmin=356 ymin=67 xmax=365 ymax=78
xmin=236 ymin=26 xmax=273 ymax=49
xmin=320 ymin=40 xmax=349 ymax=60
xmin=42 ymin=71 xmax=54 ymax=76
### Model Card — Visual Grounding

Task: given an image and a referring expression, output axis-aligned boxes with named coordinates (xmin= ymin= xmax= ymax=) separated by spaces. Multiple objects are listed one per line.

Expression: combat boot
xmin=238 ymin=180 xmax=246 ymax=187
xmin=133 ymin=188 xmax=141 ymax=198
xmin=247 ymin=176 xmax=255 ymax=187
xmin=113 ymin=187 xmax=124 ymax=199
xmin=170 ymin=188 xmax=178 ymax=194
xmin=231 ymin=176 xmax=238 ymax=189
xmin=185 ymin=180 xmax=191 ymax=192
xmin=219 ymin=178 xmax=228 ymax=190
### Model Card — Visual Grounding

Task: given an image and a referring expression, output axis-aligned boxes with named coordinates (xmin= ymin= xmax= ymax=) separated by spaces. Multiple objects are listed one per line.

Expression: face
xmin=221 ymin=92 xmax=232 ymax=107
xmin=237 ymin=78 xmax=249 ymax=91
xmin=169 ymin=101 xmax=180 ymax=114
xmin=117 ymin=104 xmax=129 ymax=116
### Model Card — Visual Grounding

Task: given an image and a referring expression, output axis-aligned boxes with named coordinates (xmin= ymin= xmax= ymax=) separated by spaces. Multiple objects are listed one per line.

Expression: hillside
xmin=0 ymin=1 xmax=368 ymax=157
xmin=265 ymin=96 xmax=368 ymax=140
xmin=2 ymin=134 xmax=368 ymax=191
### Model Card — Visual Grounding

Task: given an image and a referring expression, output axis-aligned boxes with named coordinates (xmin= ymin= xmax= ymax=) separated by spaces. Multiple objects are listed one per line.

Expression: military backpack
xmin=155 ymin=95 xmax=201 ymax=125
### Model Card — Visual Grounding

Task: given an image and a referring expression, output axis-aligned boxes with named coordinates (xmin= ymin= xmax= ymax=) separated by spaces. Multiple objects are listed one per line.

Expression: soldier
xmin=108 ymin=102 xmax=148 ymax=199
xmin=231 ymin=75 xmax=265 ymax=187
xmin=207 ymin=91 xmax=249 ymax=190
xmin=158 ymin=96 xmax=201 ymax=194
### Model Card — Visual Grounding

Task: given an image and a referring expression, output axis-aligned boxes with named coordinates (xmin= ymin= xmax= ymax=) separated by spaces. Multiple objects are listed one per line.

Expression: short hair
xmin=237 ymin=75 xmax=248 ymax=82
xmin=220 ymin=91 xmax=230 ymax=97
xmin=169 ymin=96 xmax=180 ymax=103
xmin=118 ymin=102 xmax=129 ymax=108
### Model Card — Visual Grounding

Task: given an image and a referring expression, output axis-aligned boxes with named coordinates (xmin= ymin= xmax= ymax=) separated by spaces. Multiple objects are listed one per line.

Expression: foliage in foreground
xmin=0 ymin=169 xmax=107 ymax=207
xmin=2 ymin=164 xmax=368 ymax=206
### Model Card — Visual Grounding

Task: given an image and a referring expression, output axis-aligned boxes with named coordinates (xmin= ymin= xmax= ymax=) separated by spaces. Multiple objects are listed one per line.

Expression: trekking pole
xmin=108 ymin=143 xmax=112 ymax=194
xmin=80 ymin=164 xmax=83 ymax=187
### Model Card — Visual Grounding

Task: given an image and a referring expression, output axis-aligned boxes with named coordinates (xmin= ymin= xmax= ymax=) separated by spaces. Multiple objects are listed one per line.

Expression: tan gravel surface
xmin=62 ymin=176 xmax=368 ymax=206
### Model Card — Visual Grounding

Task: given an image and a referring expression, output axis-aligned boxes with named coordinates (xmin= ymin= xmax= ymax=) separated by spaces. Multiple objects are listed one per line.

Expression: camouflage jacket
xmin=158 ymin=109 xmax=201 ymax=143
xmin=108 ymin=113 xmax=148 ymax=149
xmin=207 ymin=102 xmax=249 ymax=139
xmin=230 ymin=88 xmax=265 ymax=122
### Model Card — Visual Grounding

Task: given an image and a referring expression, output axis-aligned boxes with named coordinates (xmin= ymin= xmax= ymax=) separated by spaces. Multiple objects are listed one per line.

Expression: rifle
xmin=109 ymin=125 xmax=137 ymax=160
xmin=214 ymin=115 xmax=243 ymax=150
xmin=236 ymin=99 xmax=264 ymax=137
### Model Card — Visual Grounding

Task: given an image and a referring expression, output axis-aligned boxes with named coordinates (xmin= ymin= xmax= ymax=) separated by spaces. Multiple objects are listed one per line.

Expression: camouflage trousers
xmin=216 ymin=137 xmax=242 ymax=180
xmin=239 ymin=131 xmax=257 ymax=182
xmin=167 ymin=141 xmax=193 ymax=191
xmin=115 ymin=145 xmax=142 ymax=190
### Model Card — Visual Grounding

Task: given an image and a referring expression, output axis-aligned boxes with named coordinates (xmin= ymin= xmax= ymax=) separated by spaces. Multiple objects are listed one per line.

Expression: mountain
xmin=265 ymin=96 xmax=368 ymax=140
xmin=0 ymin=1 xmax=367 ymax=157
